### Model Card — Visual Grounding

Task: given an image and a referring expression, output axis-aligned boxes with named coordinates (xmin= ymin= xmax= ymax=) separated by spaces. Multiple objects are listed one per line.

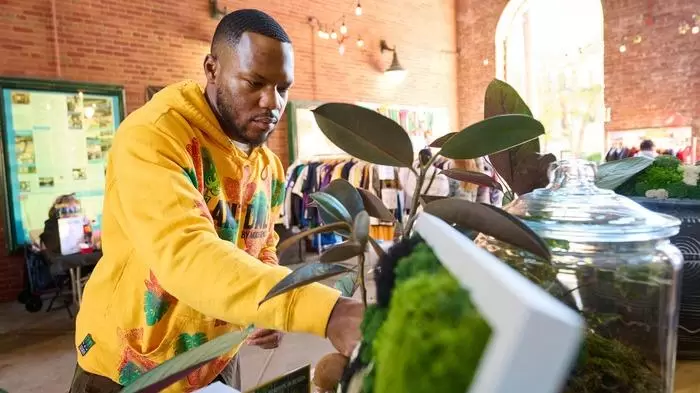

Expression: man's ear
xmin=203 ymin=54 xmax=218 ymax=83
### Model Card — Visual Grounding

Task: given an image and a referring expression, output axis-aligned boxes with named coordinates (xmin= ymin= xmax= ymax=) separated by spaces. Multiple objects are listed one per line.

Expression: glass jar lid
xmin=504 ymin=159 xmax=681 ymax=242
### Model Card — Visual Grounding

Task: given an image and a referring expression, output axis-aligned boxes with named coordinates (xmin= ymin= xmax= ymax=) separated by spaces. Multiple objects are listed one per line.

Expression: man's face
xmin=204 ymin=32 xmax=294 ymax=146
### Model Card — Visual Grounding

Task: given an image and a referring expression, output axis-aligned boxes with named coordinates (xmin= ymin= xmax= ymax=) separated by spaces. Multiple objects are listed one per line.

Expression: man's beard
xmin=215 ymin=88 xmax=270 ymax=147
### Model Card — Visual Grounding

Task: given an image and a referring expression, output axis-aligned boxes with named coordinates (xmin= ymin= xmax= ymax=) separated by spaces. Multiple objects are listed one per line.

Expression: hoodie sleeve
xmin=259 ymin=228 xmax=280 ymax=265
xmin=109 ymin=125 xmax=340 ymax=336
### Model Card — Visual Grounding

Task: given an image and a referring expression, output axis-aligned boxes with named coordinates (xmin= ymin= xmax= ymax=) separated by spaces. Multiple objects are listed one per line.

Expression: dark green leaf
xmin=424 ymin=198 xmax=551 ymax=261
xmin=312 ymin=103 xmax=414 ymax=167
xmin=507 ymin=152 xmax=556 ymax=195
xmin=441 ymin=168 xmax=502 ymax=191
xmin=310 ymin=192 xmax=352 ymax=225
xmin=484 ymin=79 xmax=533 ymax=118
xmin=357 ymin=188 xmax=395 ymax=222
xmin=438 ymin=115 xmax=544 ymax=159
xmin=483 ymin=79 xmax=540 ymax=192
xmin=120 ymin=326 xmax=254 ymax=393
xmin=429 ymin=133 xmax=456 ymax=148
xmin=321 ymin=241 xmax=365 ymax=263
xmin=335 ymin=272 xmax=359 ymax=297
xmin=260 ymin=264 xmax=351 ymax=305
xmin=368 ymin=237 xmax=387 ymax=259
xmin=352 ymin=211 xmax=370 ymax=246
xmin=322 ymin=179 xmax=364 ymax=218
xmin=276 ymin=222 xmax=351 ymax=255
xmin=420 ymin=195 xmax=448 ymax=205
xmin=595 ymin=156 xmax=654 ymax=190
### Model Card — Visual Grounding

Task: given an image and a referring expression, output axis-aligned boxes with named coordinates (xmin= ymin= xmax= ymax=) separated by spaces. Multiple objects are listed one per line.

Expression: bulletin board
xmin=0 ymin=77 xmax=125 ymax=251
xmin=286 ymin=100 xmax=452 ymax=163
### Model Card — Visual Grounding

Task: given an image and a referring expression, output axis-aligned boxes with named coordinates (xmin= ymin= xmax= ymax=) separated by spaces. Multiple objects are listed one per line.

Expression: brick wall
xmin=603 ymin=0 xmax=699 ymax=132
xmin=0 ymin=0 xmax=458 ymax=301
xmin=455 ymin=0 xmax=700 ymax=133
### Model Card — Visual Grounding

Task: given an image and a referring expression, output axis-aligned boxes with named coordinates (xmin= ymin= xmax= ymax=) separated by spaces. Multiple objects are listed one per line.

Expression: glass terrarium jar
xmin=477 ymin=159 xmax=683 ymax=393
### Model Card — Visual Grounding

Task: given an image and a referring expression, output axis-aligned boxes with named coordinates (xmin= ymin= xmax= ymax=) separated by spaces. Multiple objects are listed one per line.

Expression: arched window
xmin=496 ymin=0 xmax=605 ymax=160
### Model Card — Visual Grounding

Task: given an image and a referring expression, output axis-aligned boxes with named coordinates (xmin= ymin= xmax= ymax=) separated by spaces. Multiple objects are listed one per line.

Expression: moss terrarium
xmin=479 ymin=160 xmax=683 ymax=392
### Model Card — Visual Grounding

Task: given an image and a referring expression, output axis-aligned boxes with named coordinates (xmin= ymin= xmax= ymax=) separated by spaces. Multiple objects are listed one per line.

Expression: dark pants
xmin=69 ymin=354 xmax=241 ymax=392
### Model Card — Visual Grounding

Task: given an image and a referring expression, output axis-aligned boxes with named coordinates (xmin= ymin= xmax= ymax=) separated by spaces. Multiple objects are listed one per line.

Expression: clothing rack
xmin=282 ymin=155 xmax=401 ymax=251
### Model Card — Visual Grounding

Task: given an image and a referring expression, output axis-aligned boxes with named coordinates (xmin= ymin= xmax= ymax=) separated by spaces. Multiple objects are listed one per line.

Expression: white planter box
xmin=414 ymin=213 xmax=584 ymax=393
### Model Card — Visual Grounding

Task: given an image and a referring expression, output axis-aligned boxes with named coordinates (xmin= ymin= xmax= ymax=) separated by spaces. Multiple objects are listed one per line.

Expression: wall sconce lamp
xmin=209 ymin=0 xmax=227 ymax=19
xmin=379 ymin=39 xmax=407 ymax=83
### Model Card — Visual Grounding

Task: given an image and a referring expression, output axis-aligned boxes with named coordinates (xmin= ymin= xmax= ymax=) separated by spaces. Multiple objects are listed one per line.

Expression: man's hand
xmin=326 ymin=297 xmax=364 ymax=357
xmin=246 ymin=329 xmax=283 ymax=349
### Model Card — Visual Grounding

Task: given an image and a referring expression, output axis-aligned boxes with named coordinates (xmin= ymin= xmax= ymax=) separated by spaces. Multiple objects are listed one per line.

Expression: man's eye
xmin=247 ymin=80 xmax=263 ymax=88
xmin=278 ymin=86 xmax=290 ymax=94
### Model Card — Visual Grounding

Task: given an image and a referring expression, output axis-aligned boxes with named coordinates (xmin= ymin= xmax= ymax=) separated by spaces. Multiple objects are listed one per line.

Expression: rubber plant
xmin=258 ymin=79 xmax=556 ymax=393
xmin=260 ymin=79 xmax=552 ymax=311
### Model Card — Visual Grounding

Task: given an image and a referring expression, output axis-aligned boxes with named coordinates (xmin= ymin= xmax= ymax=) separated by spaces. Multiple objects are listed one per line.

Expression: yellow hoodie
xmin=74 ymin=81 xmax=340 ymax=392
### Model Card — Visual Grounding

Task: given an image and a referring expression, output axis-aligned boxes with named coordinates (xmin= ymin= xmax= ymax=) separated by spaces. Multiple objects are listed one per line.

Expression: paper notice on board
xmin=377 ymin=165 xmax=395 ymax=180
xmin=381 ymin=189 xmax=398 ymax=209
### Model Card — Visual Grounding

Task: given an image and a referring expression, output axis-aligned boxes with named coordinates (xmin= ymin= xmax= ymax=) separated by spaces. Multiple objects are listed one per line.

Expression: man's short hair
xmin=211 ymin=9 xmax=291 ymax=53
xmin=640 ymin=139 xmax=654 ymax=151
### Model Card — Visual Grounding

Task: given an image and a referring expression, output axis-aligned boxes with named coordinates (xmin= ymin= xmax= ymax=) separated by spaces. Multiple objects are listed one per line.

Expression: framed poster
xmin=0 ymin=77 xmax=125 ymax=251
xmin=285 ymin=100 xmax=346 ymax=163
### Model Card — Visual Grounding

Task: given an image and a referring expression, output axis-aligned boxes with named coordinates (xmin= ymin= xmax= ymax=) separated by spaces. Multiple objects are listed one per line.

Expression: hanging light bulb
xmin=340 ymin=19 xmax=348 ymax=35
xmin=331 ymin=30 xmax=338 ymax=40
xmin=679 ymin=22 xmax=690 ymax=35
xmin=692 ymin=26 xmax=699 ymax=35
xmin=339 ymin=43 xmax=346 ymax=55
xmin=619 ymin=44 xmax=627 ymax=53
xmin=317 ymin=29 xmax=325 ymax=39
xmin=356 ymin=37 xmax=364 ymax=47
xmin=355 ymin=1 xmax=362 ymax=16
xmin=482 ymin=59 xmax=489 ymax=66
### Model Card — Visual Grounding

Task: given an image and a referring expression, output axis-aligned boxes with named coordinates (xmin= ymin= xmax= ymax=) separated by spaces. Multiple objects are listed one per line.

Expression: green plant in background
xmin=606 ymin=155 xmax=700 ymax=200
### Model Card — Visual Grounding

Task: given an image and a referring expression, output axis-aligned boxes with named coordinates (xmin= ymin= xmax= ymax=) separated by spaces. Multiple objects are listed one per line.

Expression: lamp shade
xmin=386 ymin=51 xmax=405 ymax=73
xmin=384 ymin=51 xmax=407 ymax=83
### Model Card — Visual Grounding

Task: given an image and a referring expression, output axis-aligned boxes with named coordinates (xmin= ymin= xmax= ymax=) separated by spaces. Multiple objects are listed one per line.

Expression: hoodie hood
xmin=150 ymin=80 xmax=234 ymax=154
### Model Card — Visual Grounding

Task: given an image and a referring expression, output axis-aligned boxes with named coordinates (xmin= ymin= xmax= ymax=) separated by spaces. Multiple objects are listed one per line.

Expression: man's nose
xmin=259 ymin=86 xmax=282 ymax=111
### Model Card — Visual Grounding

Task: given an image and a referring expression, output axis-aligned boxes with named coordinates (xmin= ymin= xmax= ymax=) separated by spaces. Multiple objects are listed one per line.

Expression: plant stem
xmin=358 ymin=253 xmax=367 ymax=307
xmin=404 ymin=153 xmax=439 ymax=237
xmin=423 ymin=167 xmax=438 ymax=195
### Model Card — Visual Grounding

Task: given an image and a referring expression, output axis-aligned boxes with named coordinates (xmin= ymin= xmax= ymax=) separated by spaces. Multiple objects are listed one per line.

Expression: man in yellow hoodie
xmin=70 ymin=9 xmax=362 ymax=392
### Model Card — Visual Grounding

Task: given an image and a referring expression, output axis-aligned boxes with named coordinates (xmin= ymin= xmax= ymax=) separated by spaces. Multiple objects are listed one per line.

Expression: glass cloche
xmin=477 ymin=159 xmax=683 ymax=393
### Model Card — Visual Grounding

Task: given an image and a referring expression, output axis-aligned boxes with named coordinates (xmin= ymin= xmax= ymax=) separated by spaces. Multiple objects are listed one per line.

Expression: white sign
xmin=414 ymin=213 xmax=583 ymax=393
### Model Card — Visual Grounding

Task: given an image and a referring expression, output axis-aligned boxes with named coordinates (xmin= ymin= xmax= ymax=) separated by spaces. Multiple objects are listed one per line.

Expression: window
xmin=496 ymin=0 xmax=605 ymax=160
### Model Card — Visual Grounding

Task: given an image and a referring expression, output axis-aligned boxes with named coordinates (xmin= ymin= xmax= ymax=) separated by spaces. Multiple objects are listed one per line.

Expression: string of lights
xmin=307 ymin=0 xmax=366 ymax=55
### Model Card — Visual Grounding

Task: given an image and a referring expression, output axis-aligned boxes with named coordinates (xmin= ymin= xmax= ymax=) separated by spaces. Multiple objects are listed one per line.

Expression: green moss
xmin=564 ymin=331 xmax=662 ymax=393
xmin=394 ymin=242 xmax=443 ymax=283
xmin=359 ymin=306 xmax=387 ymax=364
xmin=373 ymin=271 xmax=491 ymax=393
